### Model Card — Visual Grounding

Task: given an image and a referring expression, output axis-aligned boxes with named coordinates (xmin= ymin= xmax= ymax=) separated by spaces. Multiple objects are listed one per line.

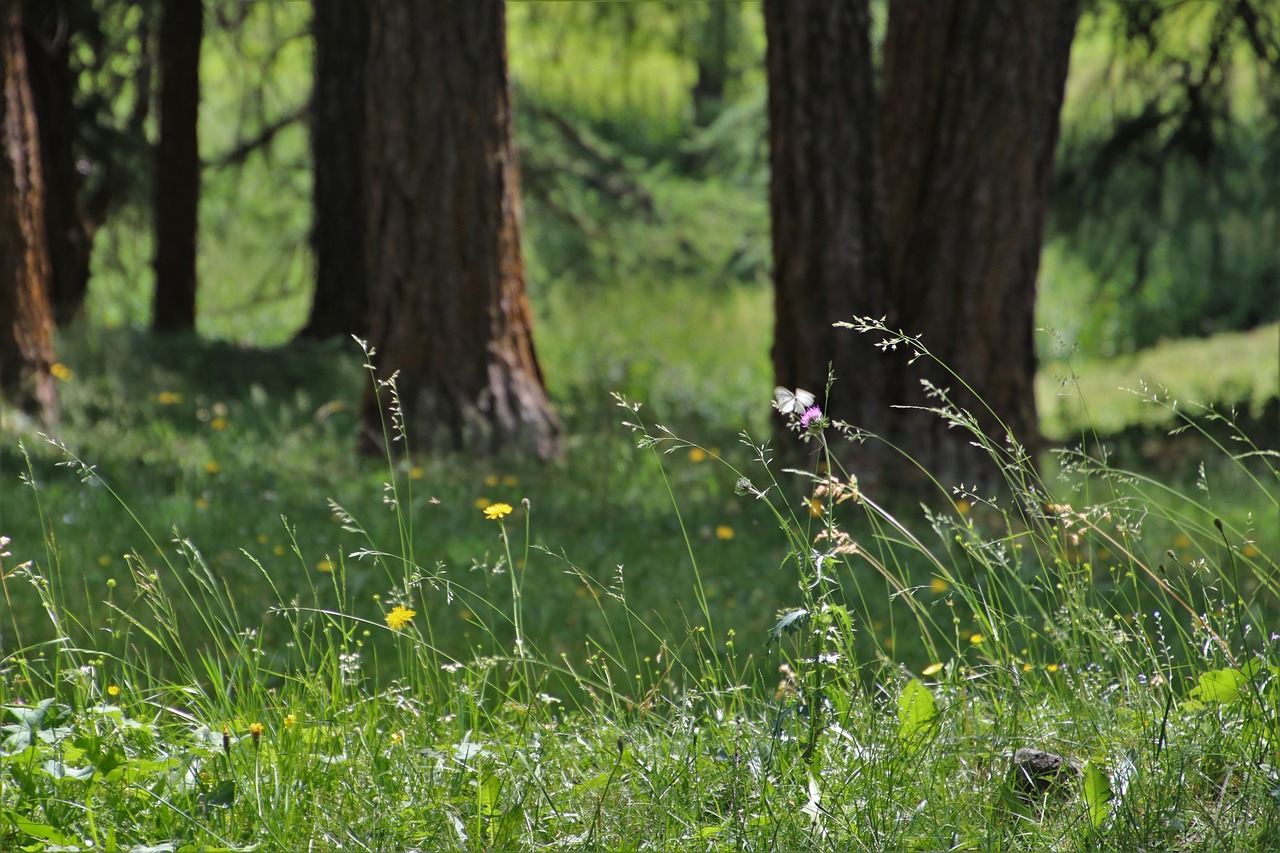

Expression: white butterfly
xmin=773 ymin=386 xmax=816 ymax=415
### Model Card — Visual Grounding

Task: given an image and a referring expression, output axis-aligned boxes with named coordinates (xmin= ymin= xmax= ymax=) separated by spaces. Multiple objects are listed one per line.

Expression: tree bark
xmin=764 ymin=0 xmax=891 ymax=481
xmin=363 ymin=0 xmax=558 ymax=458
xmin=766 ymin=0 xmax=1078 ymax=492
xmin=878 ymin=0 xmax=1079 ymax=489
xmin=0 ymin=0 xmax=56 ymax=424
xmin=151 ymin=0 xmax=202 ymax=333
xmin=300 ymin=0 xmax=368 ymax=340
xmin=23 ymin=0 xmax=96 ymax=326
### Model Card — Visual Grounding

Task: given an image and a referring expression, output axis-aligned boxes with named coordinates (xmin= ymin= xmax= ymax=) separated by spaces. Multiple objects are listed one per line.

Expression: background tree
xmin=768 ymin=0 xmax=1079 ymax=490
xmin=299 ymin=0 xmax=368 ymax=340
xmin=0 ymin=0 xmax=57 ymax=424
xmin=151 ymin=0 xmax=202 ymax=333
xmin=362 ymin=0 xmax=558 ymax=457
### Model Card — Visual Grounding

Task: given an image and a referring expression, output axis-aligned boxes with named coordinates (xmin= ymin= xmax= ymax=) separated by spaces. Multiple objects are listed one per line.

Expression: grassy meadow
xmin=2 ymin=3 xmax=1280 ymax=849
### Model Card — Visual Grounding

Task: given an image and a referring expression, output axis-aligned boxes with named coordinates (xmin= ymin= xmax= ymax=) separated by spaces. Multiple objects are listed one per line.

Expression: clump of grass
xmin=2 ymin=330 xmax=1278 ymax=850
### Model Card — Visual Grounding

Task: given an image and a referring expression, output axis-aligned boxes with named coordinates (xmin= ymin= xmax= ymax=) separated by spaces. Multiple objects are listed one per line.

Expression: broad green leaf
xmin=42 ymin=759 xmax=95 ymax=781
xmin=1083 ymin=760 xmax=1112 ymax=828
xmin=478 ymin=774 xmax=502 ymax=818
xmin=898 ymin=679 xmax=938 ymax=740
xmin=1190 ymin=668 xmax=1247 ymax=704
xmin=8 ymin=813 xmax=78 ymax=847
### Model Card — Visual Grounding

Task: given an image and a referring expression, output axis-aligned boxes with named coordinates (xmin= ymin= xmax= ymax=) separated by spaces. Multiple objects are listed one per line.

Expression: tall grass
xmin=2 ymin=325 xmax=1277 ymax=849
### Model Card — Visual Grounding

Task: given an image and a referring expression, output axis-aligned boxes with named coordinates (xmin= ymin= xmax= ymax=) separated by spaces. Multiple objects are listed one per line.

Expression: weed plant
xmin=1 ymin=325 xmax=1278 ymax=850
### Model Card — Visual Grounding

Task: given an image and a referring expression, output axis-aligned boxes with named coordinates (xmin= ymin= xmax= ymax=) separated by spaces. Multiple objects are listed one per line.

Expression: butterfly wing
xmin=773 ymin=387 xmax=816 ymax=414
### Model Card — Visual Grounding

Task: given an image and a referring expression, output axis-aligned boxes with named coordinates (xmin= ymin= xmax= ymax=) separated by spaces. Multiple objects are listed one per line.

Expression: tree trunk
xmin=764 ymin=0 xmax=892 ymax=481
xmin=363 ymin=0 xmax=558 ymax=458
xmin=300 ymin=0 xmax=368 ymax=340
xmin=878 ymin=0 xmax=1079 ymax=489
xmin=23 ymin=0 xmax=96 ymax=326
xmin=766 ymin=0 xmax=1078 ymax=492
xmin=151 ymin=0 xmax=202 ymax=333
xmin=0 ymin=0 xmax=56 ymax=424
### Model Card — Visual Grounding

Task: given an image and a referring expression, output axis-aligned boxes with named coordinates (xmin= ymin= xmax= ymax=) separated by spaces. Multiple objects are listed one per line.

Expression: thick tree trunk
xmin=363 ymin=0 xmax=558 ymax=458
xmin=766 ymin=0 xmax=1078 ymax=492
xmin=23 ymin=0 xmax=96 ymax=326
xmin=764 ymin=0 xmax=891 ymax=480
xmin=300 ymin=0 xmax=368 ymax=340
xmin=151 ymin=0 xmax=202 ymax=333
xmin=0 ymin=0 xmax=56 ymax=424
xmin=878 ymin=0 xmax=1079 ymax=489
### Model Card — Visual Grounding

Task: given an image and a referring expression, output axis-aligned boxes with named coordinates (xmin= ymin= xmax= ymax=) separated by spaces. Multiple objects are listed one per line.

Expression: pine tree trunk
xmin=0 ymin=0 xmax=56 ymax=424
xmin=300 ymin=0 xmax=368 ymax=340
xmin=878 ymin=0 xmax=1079 ymax=489
xmin=765 ymin=0 xmax=892 ymax=481
xmin=151 ymin=0 xmax=202 ymax=333
xmin=23 ymin=0 xmax=96 ymax=327
xmin=363 ymin=0 xmax=558 ymax=458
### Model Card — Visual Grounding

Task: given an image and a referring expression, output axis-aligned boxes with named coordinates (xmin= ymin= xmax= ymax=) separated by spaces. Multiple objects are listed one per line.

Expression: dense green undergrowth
xmin=2 ymin=321 xmax=1277 ymax=850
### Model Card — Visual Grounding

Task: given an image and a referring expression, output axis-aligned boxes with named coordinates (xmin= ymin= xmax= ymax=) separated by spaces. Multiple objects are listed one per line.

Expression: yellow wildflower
xmin=688 ymin=447 xmax=707 ymax=463
xmin=385 ymin=605 xmax=416 ymax=631
xmin=50 ymin=363 xmax=73 ymax=381
xmin=930 ymin=577 xmax=949 ymax=594
xmin=409 ymin=466 xmax=425 ymax=480
xmin=969 ymin=633 xmax=985 ymax=645
xmin=485 ymin=474 xmax=500 ymax=487
xmin=283 ymin=713 xmax=297 ymax=729
xmin=157 ymin=391 xmax=183 ymax=405
xmin=922 ymin=662 xmax=944 ymax=677
xmin=210 ymin=417 xmax=228 ymax=431
xmin=106 ymin=684 xmax=121 ymax=697
xmin=484 ymin=502 xmax=513 ymax=521
xmin=204 ymin=460 xmax=220 ymax=475
xmin=316 ymin=559 xmax=333 ymax=573
xmin=715 ymin=525 xmax=734 ymax=540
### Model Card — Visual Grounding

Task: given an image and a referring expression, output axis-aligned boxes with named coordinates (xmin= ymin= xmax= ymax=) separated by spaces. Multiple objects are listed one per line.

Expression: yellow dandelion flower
xmin=1046 ymin=663 xmax=1060 ymax=673
xmin=409 ymin=466 xmax=425 ymax=480
xmin=969 ymin=633 xmax=985 ymax=645
xmin=157 ymin=391 xmax=183 ymax=405
xmin=249 ymin=721 xmax=264 ymax=748
xmin=485 ymin=474 xmax=500 ymax=487
xmin=688 ymin=447 xmax=707 ymax=463
xmin=283 ymin=713 xmax=297 ymax=729
xmin=204 ymin=460 xmax=220 ymax=475
xmin=1022 ymin=663 xmax=1034 ymax=672
xmin=715 ymin=525 xmax=734 ymax=540
xmin=50 ymin=363 xmax=73 ymax=381
xmin=474 ymin=497 xmax=490 ymax=510
xmin=385 ymin=605 xmax=416 ymax=631
xmin=922 ymin=662 xmax=944 ymax=677
xmin=484 ymin=502 xmax=513 ymax=520
xmin=955 ymin=499 xmax=971 ymax=516
xmin=273 ymin=544 xmax=286 ymax=556
xmin=316 ymin=559 xmax=333 ymax=573
xmin=930 ymin=577 xmax=949 ymax=595
xmin=210 ymin=417 xmax=228 ymax=431
xmin=106 ymin=684 xmax=121 ymax=697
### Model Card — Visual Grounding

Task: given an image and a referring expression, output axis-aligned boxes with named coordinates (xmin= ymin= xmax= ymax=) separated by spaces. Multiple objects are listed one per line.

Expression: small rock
xmin=1010 ymin=747 xmax=1082 ymax=796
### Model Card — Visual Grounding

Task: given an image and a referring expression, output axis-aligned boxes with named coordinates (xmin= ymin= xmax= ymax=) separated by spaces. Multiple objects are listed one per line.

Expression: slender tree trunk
xmin=0 ymin=0 xmax=56 ymax=424
xmin=764 ymin=0 xmax=891 ymax=480
xmin=878 ymin=0 xmax=1079 ymax=488
xmin=151 ymin=0 xmax=202 ymax=333
xmin=300 ymin=0 xmax=368 ymax=340
xmin=363 ymin=0 xmax=558 ymax=458
xmin=23 ymin=0 xmax=96 ymax=326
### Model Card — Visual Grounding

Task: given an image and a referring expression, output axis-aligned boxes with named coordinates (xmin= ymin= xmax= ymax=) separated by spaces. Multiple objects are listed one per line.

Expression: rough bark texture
xmin=363 ymin=0 xmax=558 ymax=458
xmin=300 ymin=0 xmax=368 ymax=340
xmin=23 ymin=0 xmax=96 ymax=326
xmin=878 ymin=0 xmax=1079 ymax=489
xmin=764 ymin=0 xmax=891 ymax=481
xmin=151 ymin=0 xmax=201 ymax=333
xmin=0 ymin=0 xmax=56 ymax=423
xmin=766 ymin=0 xmax=1078 ymax=491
